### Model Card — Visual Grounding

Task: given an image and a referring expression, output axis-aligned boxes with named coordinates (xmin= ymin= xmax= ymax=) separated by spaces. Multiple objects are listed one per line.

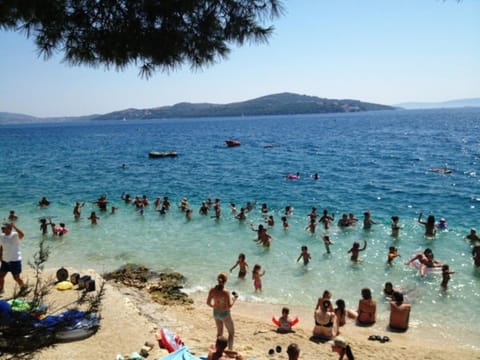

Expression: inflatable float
xmin=272 ymin=316 xmax=299 ymax=332
xmin=54 ymin=312 xmax=100 ymax=342
xmin=0 ymin=303 xmax=100 ymax=351
xmin=409 ymin=259 xmax=442 ymax=274
xmin=158 ymin=327 xmax=183 ymax=353
xmin=286 ymin=174 xmax=299 ymax=180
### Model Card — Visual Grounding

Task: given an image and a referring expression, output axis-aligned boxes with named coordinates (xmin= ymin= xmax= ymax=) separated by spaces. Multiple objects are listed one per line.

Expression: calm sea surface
xmin=1 ymin=108 xmax=479 ymax=349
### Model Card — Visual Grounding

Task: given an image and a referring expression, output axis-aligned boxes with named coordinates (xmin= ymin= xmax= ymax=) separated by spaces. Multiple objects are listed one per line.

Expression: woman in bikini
xmin=418 ymin=212 xmax=436 ymax=237
xmin=313 ymin=299 xmax=338 ymax=339
xmin=206 ymin=273 xmax=239 ymax=350
xmin=406 ymin=248 xmax=443 ymax=276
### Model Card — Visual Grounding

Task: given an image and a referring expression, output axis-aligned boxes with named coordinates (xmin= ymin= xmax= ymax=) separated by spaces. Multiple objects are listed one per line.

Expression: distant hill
xmin=395 ymin=98 xmax=480 ymax=110
xmin=1 ymin=93 xmax=395 ymax=124
xmin=95 ymin=93 xmax=395 ymax=120
xmin=0 ymin=112 xmax=39 ymax=124
xmin=0 ymin=112 xmax=97 ymax=124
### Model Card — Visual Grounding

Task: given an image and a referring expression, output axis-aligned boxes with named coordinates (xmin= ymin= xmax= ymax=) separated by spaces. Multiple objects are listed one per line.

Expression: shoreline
xmin=1 ymin=268 xmax=479 ymax=359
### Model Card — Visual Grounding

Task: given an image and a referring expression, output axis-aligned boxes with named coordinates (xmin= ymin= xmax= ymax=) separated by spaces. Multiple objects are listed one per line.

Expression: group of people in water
xmin=4 ymin=192 xmax=479 ymax=359
xmin=23 ymin=192 xmax=480 ymax=275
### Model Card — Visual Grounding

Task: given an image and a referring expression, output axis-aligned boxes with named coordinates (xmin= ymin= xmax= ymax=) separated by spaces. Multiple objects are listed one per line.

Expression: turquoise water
xmin=1 ymin=108 xmax=479 ymax=349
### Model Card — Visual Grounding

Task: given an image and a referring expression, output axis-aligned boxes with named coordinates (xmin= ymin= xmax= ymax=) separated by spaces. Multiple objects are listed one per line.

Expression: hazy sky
xmin=1 ymin=0 xmax=479 ymax=117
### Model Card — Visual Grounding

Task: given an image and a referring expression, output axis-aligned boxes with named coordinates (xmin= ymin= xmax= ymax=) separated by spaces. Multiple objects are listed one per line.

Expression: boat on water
xmin=225 ymin=140 xmax=241 ymax=147
xmin=148 ymin=151 xmax=178 ymax=158
xmin=429 ymin=166 xmax=453 ymax=174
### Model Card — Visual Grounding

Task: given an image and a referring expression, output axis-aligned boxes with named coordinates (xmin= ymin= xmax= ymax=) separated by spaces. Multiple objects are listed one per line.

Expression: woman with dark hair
xmin=418 ymin=212 xmax=436 ymax=237
xmin=389 ymin=291 xmax=411 ymax=331
xmin=347 ymin=288 xmax=376 ymax=325
xmin=406 ymin=248 xmax=443 ymax=276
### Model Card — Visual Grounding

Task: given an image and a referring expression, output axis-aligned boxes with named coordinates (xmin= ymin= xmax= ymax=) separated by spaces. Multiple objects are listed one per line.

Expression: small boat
xmin=429 ymin=167 xmax=453 ymax=174
xmin=149 ymin=151 xmax=178 ymax=158
xmin=225 ymin=140 xmax=241 ymax=147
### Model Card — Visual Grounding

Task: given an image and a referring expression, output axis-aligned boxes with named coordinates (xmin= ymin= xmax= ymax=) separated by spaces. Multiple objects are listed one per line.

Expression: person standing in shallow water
xmin=391 ymin=216 xmax=400 ymax=238
xmin=206 ymin=273 xmax=238 ymax=351
xmin=347 ymin=241 xmax=367 ymax=262
xmin=73 ymin=202 xmax=85 ymax=220
xmin=418 ymin=212 xmax=436 ymax=237
xmin=363 ymin=210 xmax=379 ymax=230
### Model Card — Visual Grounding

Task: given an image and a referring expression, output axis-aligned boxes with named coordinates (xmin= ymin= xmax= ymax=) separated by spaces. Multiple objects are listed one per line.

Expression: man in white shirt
xmin=0 ymin=222 xmax=26 ymax=295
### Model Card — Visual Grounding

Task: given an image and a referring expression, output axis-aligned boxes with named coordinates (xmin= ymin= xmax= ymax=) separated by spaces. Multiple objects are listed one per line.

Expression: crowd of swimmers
xmin=4 ymin=194 xmax=480 ymax=359
xmin=7 ymin=193 xmax=480 ymax=272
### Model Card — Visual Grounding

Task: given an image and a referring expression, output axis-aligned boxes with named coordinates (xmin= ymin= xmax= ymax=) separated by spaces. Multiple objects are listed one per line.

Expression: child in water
xmin=230 ymin=253 xmax=249 ymax=279
xmin=441 ymin=264 xmax=455 ymax=289
xmin=322 ymin=235 xmax=333 ymax=254
xmin=391 ymin=215 xmax=400 ymax=238
xmin=252 ymin=264 xmax=266 ymax=292
xmin=387 ymin=246 xmax=400 ymax=265
xmin=88 ymin=211 xmax=99 ymax=225
xmin=347 ymin=240 xmax=367 ymax=262
xmin=297 ymin=245 xmax=312 ymax=265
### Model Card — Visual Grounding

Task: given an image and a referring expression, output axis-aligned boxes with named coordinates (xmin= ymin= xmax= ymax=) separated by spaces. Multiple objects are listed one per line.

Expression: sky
xmin=0 ymin=0 xmax=479 ymax=117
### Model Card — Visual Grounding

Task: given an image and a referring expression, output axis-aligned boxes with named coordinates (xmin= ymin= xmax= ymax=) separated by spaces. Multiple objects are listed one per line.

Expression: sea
xmin=1 ymin=108 xmax=479 ymax=350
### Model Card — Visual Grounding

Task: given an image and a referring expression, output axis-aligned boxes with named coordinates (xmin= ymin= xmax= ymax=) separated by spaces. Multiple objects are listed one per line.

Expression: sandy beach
xmin=1 ymin=268 xmax=478 ymax=360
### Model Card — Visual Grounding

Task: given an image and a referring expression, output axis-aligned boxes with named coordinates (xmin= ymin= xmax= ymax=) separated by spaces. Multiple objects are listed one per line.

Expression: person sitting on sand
xmin=389 ymin=291 xmax=411 ymax=332
xmin=313 ymin=299 xmax=338 ymax=340
xmin=275 ymin=307 xmax=296 ymax=333
xmin=206 ymin=273 xmax=239 ymax=351
xmin=207 ymin=335 xmax=244 ymax=360
xmin=347 ymin=288 xmax=376 ymax=326
xmin=334 ymin=299 xmax=346 ymax=327
xmin=315 ymin=289 xmax=334 ymax=311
